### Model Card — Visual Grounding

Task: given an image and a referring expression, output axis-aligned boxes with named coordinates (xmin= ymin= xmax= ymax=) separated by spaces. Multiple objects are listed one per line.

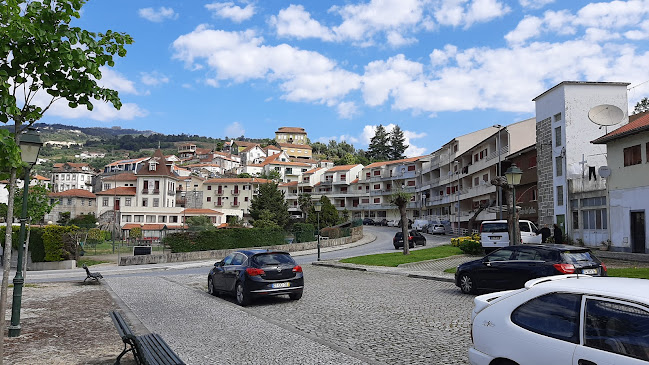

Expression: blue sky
xmin=36 ymin=0 xmax=649 ymax=156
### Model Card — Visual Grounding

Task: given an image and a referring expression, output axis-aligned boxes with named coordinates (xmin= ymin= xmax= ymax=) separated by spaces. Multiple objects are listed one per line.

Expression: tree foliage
xmin=297 ymin=193 xmax=312 ymax=221
xmin=306 ymin=196 xmax=342 ymax=228
xmin=250 ymin=182 xmax=290 ymax=229
xmin=389 ymin=126 xmax=409 ymax=160
xmin=186 ymin=215 xmax=215 ymax=231
xmin=367 ymin=124 xmax=391 ymax=161
xmin=13 ymin=183 xmax=57 ymax=224
xmin=634 ymin=97 xmax=649 ymax=115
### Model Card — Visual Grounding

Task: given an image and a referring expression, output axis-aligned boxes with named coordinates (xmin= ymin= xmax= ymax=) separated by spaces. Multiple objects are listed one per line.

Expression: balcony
xmin=321 ymin=180 xmax=333 ymax=185
xmin=230 ymin=201 xmax=240 ymax=207
xmin=215 ymin=190 xmax=224 ymax=196
xmin=141 ymin=189 xmax=149 ymax=194
xmin=153 ymin=189 xmax=160 ymax=194
xmin=231 ymin=189 xmax=240 ymax=196
xmin=167 ymin=190 xmax=175 ymax=196
xmin=214 ymin=202 xmax=223 ymax=207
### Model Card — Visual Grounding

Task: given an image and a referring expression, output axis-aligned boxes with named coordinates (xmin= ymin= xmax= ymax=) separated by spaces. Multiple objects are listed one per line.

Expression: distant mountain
xmin=0 ymin=122 xmax=157 ymax=139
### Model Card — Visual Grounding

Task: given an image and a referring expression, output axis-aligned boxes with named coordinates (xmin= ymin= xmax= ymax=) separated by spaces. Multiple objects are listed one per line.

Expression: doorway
xmin=631 ymin=211 xmax=646 ymax=253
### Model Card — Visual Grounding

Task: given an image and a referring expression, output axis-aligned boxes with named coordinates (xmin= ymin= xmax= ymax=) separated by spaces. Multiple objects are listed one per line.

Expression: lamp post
xmin=505 ymin=163 xmax=523 ymax=246
xmin=9 ymin=127 xmax=43 ymax=337
xmin=493 ymin=124 xmax=503 ymax=220
xmin=314 ymin=201 xmax=322 ymax=261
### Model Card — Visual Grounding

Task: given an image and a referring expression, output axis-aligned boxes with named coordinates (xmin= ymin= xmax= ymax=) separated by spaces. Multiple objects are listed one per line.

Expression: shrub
xmin=451 ymin=236 xmax=476 ymax=247
xmin=458 ymin=239 xmax=483 ymax=255
xmin=164 ymin=227 xmax=286 ymax=253
xmin=29 ymin=228 xmax=45 ymax=263
xmin=319 ymin=226 xmax=351 ymax=239
xmin=293 ymin=223 xmax=315 ymax=243
xmin=42 ymin=225 xmax=78 ymax=261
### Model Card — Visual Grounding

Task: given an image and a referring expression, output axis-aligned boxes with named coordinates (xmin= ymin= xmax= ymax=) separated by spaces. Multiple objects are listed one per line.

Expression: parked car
xmin=207 ymin=249 xmax=304 ymax=306
xmin=426 ymin=223 xmax=447 ymax=235
xmin=479 ymin=219 xmax=542 ymax=252
xmin=387 ymin=219 xmax=399 ymax=227
xmin=393 ymin=230 xmax=427 ymax=249
xmin=469 ymin=275 xmax=649 ymax=365
xmin=398 ymin=219 xmax=413 ymax=229
xmin=362 ymin=218 xmax=376 ymax=225
xmin=455 ymin=244 xmax=606 ymax=294
xmin=377 ymin=218 xmax=389 ymax=226
xmin=412 ymin=219 xmax=429 ymax=231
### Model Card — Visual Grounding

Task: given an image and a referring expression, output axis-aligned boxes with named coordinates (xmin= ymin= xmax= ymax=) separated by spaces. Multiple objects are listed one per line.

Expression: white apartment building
xmin=51 ymin=162 xmax=96 ymax=192
xmin=201 ymin=177 xmax=271 ymax=221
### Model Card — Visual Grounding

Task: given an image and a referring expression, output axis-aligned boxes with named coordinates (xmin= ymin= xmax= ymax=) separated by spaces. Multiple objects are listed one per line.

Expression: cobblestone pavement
xmin=106 ymin=265 xmax=473 ymax=365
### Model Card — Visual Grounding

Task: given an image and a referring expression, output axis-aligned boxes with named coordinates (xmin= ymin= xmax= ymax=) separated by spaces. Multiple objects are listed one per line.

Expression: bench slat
xmin=137 ymin=334 xmax=185 ymax=365
xmin=110 ymin=311 xmax=135 ymax=340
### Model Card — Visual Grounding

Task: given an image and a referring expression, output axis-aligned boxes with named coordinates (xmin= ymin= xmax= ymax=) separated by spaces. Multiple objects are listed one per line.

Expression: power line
xmin=628 ymin=79 xmax=649 ymax=91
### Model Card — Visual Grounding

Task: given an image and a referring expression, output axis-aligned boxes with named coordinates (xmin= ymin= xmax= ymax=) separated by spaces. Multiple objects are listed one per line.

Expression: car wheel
xmin=493 ymin=360 xmax=519 ymax=365
xmin=235 ymin=282 xmax=250 ymax=306
xmin=394 ymin=245 xmax=399 ymax=250
xmin=459 ymin=273 xmax=476 ymax=294
xmin=422 ymin=240 xmax=427 ymax=246
xmin=207 ymin=277 xmax=217 ymax=296
xmin=289 ymin=291 xmax=303 ymax=300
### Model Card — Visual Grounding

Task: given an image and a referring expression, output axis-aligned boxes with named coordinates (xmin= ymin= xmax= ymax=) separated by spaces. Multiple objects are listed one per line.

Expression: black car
xmin=398 ymin=219 xmax=413 ymax=229
xmin=207 ymin=249 xmax=304 ymax=306
xmin=454 ymin=244 xmax=607 ymax=294
xmin=363 ymin=218 xmax=376 ymax=225
xmin=377 ymin=218 xmax=389 ymax=226
xmin=393 ymin=230 xmax=427 ymax=249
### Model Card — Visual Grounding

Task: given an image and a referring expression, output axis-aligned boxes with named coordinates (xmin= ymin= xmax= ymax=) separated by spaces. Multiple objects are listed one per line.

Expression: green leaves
xmin=0 ymin=129 xmax=23 ymax=171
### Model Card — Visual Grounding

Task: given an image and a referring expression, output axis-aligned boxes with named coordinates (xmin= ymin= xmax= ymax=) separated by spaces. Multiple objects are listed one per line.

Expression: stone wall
xmin=119 ymin=225 xmax=364 ymax=266
xmin=536 ymin=118 xmax=554 ymax=225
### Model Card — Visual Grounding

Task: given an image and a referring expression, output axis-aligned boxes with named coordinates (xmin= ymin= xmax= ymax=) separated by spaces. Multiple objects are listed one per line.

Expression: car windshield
xmin=482 ymin=223 xmax=509 ymax=233
xmin=251 ymin=253 xmax=295 ymax=267
xmin=561 ymin=251 xmax=600 ymax=264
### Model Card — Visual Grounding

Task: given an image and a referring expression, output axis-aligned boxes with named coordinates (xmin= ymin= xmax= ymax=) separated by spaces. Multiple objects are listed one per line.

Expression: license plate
xmin=272 ymin=282 xmax=290 ymax=289
xmin=489 ymin=236 xmax=501 ymax=240
xmin=582 ymin=269 xmax=598 ymax=275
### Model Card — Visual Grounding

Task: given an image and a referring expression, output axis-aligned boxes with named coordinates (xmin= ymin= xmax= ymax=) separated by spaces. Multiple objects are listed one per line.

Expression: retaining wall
xmin=119 ymin=226 xmax=363 ymax=266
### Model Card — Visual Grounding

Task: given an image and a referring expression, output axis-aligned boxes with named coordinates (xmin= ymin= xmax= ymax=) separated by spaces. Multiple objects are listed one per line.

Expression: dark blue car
xmin=207 ymin=249 xmax=304 ymax=306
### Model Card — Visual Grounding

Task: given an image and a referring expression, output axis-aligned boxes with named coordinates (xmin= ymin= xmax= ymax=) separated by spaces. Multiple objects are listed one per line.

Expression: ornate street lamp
xmin=314 ymin=201 xmax=322 ymax=261
xmin=9 ymin=127 xmax=43 ymax=337
xmin=505 ymin=163 xmax=523 ymax=246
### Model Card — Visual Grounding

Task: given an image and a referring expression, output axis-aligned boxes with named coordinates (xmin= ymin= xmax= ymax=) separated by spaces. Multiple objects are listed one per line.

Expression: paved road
xmin=107 ymin=264 xmax=473 ymax=365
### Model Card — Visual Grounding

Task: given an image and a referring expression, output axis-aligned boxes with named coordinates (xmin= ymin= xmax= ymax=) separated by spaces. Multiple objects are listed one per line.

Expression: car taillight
xmin=292 ymin=265 xmax=302 ymax=273
xmin=246 ymin=268 xmax=265 ymax=276
xmin=553 ymin=263 xmax=575 ymax=274
xmin=601 ymin=263 xmax=607 ymax=272
xmin=408 ymin=236 xmax=413 ymax=240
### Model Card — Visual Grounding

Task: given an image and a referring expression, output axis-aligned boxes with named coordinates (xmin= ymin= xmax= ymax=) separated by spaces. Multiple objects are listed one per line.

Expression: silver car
xmin=427 ymin=224 xmax=446 ymax=235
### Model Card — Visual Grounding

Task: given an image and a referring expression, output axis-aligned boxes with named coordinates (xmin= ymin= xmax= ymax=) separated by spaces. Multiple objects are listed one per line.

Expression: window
xmin=582 ymin=196 xmax=606 ymax=207
xmin=123 ymin=215 xmax=131 ymax=223
xmin=373 ymin=184 xmax=380 ymax=190
xmin=554 ymin=113 xmax=562 ymax=122
xmin=146 ymin=215 xmax=155 ymax=223
xmin=482 ymin=174 xmax=488 ymax=182
xmin=486 ymin=247 xmax=515 ymax=261
xmin=557 ymin=185 xmax=564 ymax=206
xmin=407 ymin=180 xmax=415 ymax=186
xmin=529 ymin=156 xmax=537 ymax=168
xmin=81 ymin=199 xmax=84 ymax=206
xmin=207 ymin=186 xmax=212 ymax=190
xmin=583 ymin=209 xmax=607 ymax=230
xmin=531 ymin=188 xmax=537 ymax=201
xmin=244 ymin=197 xmax=249 ymax=202
xmin=103 ymin=197 xmax=109 ymax=207
xmin=125 ymin=198 xmax=131 ymax=206
xmin=159 ymin=216 xmax=167 ymax=223
xmin=474 ymin=177 xmax=479 ymax=187
xmin=373 ymin=198 xmax=380 ymax=203
xmin=555 ymin=127 xmax=562 ymax=147
xmin=623 ymin=145 xmax=642 ymax=166
xmin=374 ymin=170 xmax=380 ymax=176
xmin=67 ymin=198 xmax=72 ymax=205
xmin=153 ymin=198 xmax=159 ymax=207
xmin=511 ymin=293 xmax=581 ymax=343
xmin=556 ymin=156 xmax=563 ymax=177
xmin=584 ymin=299 xmax=649 ymax=361
xmin=647 ymin=142 xmax=649 ymax=163
xmin=104 ymin=183 xmax=111 ymax=190
xmin=80 ymin=175 xmax=84 ymax=181
xmin=572 ymin=211 xmax=579 ymax=230
xmin=134 ymin=215 xmax=144 ymax=223
xmin=142 ymin=198 xmax=148 ymax=207
xmin=88 ymin=200 xmax=93 ymax=206
xmin=207 ymin=197 xmax=211 ymax=202
xmin=474 ymin=153 xmax=479 ymax=162
xmin=408 ymin=165 xmax=416 ymax=171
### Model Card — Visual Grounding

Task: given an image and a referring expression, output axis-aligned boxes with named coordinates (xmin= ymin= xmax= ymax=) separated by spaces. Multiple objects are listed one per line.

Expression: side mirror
xmin=215 ymin=261 xmax=224 ymax=267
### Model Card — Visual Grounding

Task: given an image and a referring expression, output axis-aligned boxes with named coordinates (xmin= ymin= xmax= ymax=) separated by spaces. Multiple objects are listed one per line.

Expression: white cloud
xmin=97 ymin=67 xmax=138 ymax=95
xmin=270 ymin=5 xmax=334 ymax=41
xmin=225 ymin=122 xmax=245 ymax=137
xmin=505 ymin=16 xmax=543 ymax=45
xmin=317 ymin=135 xmax=360 ymax=144
xmin=434 ymin=0 xmax=510 ymax=28
xmin=519 ymin=0 xmax=555 ymax=10
xmin=362 ymin=54 xmax=423 ymax=106
xmin=140 ymin=71 xmax=170 ymax=86
xmin=337 ymin=101 xmax=358 ymax=119
xmin=386 ymin=31 xmax=418 ymax=47
xmin=138 ymin=7 xmax=178 ymax=22
xmin=48 ymin=100 xmax=148 ymax=122
xmin=205 ymin=2 xmax=255 ymax=23
xmin=172 ymin=26 xmax=361 ymax=106
xmin=359 ymin=123 xmax=427 ymax=157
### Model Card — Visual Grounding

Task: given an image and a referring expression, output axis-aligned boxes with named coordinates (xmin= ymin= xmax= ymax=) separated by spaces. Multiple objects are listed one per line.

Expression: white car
xmin=480 ymin=220 xmax=542 ymax=252
xmin=469 ymin=275 xmax=649 ymax=365
xmin=386 ymin=219 xmax=399 ymax=227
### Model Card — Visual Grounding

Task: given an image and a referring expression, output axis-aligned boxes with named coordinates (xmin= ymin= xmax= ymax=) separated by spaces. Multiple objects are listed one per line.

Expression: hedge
xmin=164 ymin=228 xmax=286 ymax=253
xmin=42 ymin=225 xmax=78 ymax=262
xmin=2 ymin=226 xmax=46 ymax=263
xmin=292 ymin=223 xmax=315 ymax=243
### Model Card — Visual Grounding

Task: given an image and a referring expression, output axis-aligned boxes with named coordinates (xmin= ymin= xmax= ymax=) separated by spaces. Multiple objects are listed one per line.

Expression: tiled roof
xmin=95 ymin=187 xmax=137 ymax=196
xmin=279 ymin=181 xmax=298 ymax=187
xmin=106 ymin=157 xmax=149 ymax=167
xmin=122 ymin=223 xmax=187 ymax=230
xmin=181 ymin=208 xmax=224 ymax=215
xmin=364 ymin=156 xmax=423 ymax=169
xmin=52 ymin=162 xmax=92 ymax=172
xmin=104 ymin=173 xmax=138 ymax=181
xmin=351 ymin=178 xmax=359 ymax=183
xmin=232 ymin=141 xmax=257 ymax=148
xmin=326 ymin=164 xmax=361 ymax=172
xmin=203 ymin=178 xmax=270 ymax=184
xmin=271 ymin=161 xmax=312 ymax=167
xmin=34 ymin=174 xmax=50 ymax=181
xmin=195 ymin=147 xmax=212 ymax=154
xmin=276 ymin=127 xmax=306 ymax=134
xmin=49 ymin=189 xmax=96 ymax=198
xmin=240 ymin=144 xmax=260 ymax=153
xmin=592 ymin=111 xmax=649 ymax=144
xmin=278 ymin=142 xmax=312 ymax=149
xmin=136 ymin=149 xmax=178 ymax=179
xmin=303 ymin=167 xmax=323 ymax=175
xmin=264 ymin=145 xmax=281 ymax=150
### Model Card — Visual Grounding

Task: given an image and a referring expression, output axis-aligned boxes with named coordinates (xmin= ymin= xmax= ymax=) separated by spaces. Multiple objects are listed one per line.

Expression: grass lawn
xmin=607 ymin=267 xmax=649 ymax=279
xmin=444 ymin=267 xmax=457 ymax=274
xmin=340 ymin=245 xmax=463 ymax=267
xmin=82 ymin=241 xmax=164 ymax=256
xmin=77 ymin=258 xmax=110 ymax=267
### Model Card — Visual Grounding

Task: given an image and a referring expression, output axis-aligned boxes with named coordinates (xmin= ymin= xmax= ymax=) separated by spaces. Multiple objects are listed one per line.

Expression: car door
xmin=212 ymin=254 xmax=234 ymax=291
xmin=574 ymin=297 xmax=649 ymax=365
xmin=508 ymin=247 xmax=547 ymax=288
xmin=223 ymin=253 xmax=245 ymax=292
xmin=474 ymin=247 xmax=517 ymax=290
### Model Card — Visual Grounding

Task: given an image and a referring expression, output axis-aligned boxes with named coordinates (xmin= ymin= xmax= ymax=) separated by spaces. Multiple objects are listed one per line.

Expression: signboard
xmin=133 ymin=246 xmax=152 ymax=256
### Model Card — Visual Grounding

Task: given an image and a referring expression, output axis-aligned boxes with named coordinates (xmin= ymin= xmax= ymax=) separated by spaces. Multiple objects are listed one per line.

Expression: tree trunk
xmin=0 ymin=167 xmax=18 ymax=363
xmin=400 ymin=204 xmax=409 ymax=255
xmin=467 ymin=202 xmax=489 ymax=233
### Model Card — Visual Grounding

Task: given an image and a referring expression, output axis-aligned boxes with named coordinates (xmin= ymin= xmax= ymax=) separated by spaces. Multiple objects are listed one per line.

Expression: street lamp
xmin=10 ymin=127 xmax=43 ymax=337
xmin=314 ymin=201 xmax=322 ymax=261
xmin=493 ymin=124 xmax=503 ymax=220
xmin=505 ymin=163 xmax=523 ymax=246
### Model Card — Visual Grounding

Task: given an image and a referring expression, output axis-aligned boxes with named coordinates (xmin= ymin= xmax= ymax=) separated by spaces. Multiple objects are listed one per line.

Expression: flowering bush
xmin=458 ymin=239 xmax=483 ymax=255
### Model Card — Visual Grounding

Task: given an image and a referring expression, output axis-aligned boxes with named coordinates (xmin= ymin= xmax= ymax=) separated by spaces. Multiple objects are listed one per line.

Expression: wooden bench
xmin=82 ymin=264 xmax=103 ymax=283
xmin=110 ymin=311 xmax=185 ymax=365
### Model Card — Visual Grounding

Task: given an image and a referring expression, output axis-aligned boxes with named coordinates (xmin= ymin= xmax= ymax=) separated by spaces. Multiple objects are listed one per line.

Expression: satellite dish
xmin=588 ymin=104 xmax=624 ymax=126
xmin=598 ymin=166 xmax=611 ymax=178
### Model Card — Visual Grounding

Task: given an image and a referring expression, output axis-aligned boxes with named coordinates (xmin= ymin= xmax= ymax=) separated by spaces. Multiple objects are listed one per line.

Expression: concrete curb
xmin=311 ymin=260 xmax=456 ymax=283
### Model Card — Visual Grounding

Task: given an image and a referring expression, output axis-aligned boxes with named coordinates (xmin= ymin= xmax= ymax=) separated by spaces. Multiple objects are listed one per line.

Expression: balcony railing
xmin=153 ymin=189 xmax=160 ymax=194
xmin=231 ymin=189 xmax=240 ymax=195
xmin=142 ymin=189 xmax=149 ymax=194
xmin=215 ymin=190 xmax=224 ymax=196
xmin=230 ymin=202 xmax=240 ymax=207
xmin=214 ymin=202 xmax=223 ymax=207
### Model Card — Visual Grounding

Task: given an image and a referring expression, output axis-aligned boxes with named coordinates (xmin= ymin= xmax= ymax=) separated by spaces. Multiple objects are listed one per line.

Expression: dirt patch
xmin=4 ymin=282 xmax=136 ymax=365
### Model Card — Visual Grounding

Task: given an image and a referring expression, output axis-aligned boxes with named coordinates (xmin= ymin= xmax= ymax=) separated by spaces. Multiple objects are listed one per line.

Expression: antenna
xmin=588 ymin=104 xmax=624 ymax=126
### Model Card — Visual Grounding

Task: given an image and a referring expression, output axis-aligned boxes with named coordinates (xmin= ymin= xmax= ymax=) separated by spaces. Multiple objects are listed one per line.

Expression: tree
xmin=129 ymin=227 xmax=142 ymax=243
xmin=252 ymin=210 xmax=280 ymax=229
xmin=634 ymin=97 xmax=649 ymax=115
xmin=57 ymin=212 xmax=71 ymax=226
xmin=389 ymin=125 xmax=409 ymax=160
xmin=297 ymin=193 xmax=313 ymax=221
xmin=256 ymin=170 xmax=281 ymax=182
xmin=237 ymin=172 xmax=252 ymax=178
xmin=0 ymin=1 xmax=132 ymax=352
xmin=367 ymin=124 xmax=391 ymax=161
xmin=389 ymin=190 xmax=412 ymax=255
xmin=186 ymin=215 xmax=215 ymax=231
xmin=250 ymin=182 xmax=290 ymax=229
xmin=306 ymin=196 xmax=341 ymax=228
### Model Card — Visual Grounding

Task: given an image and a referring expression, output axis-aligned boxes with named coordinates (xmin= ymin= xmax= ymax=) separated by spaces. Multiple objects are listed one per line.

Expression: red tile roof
xmin=203 ymin=178 xmax=270 ymax=184
xmin=49 ymin=189 xmax=96 ymax=198
xmin=592 ymin=111 xmax=649 ymax=144
xmin=181 ymin=208 xmax=223 ymax=215
xmin=279 ymin=181 xmax=298 ymax=187
xmin=104 ymin=173 xmax=138 ymax=181
xmin=276 ymin=127 xmax=306 ymax=134
xmin=364 ymin=156 xmax=423 ymax=169
xmin=326 ymin=164 xmax=361 ymax=172
xmin=95 ymin=187 xmax=137 ymax=196
xmin=34 ymin=174 xmax=50 ymax=181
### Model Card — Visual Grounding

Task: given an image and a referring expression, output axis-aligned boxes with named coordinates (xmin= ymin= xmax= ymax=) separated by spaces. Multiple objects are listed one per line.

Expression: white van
xmin=412 ymin=219 xmax=429 ymax=232
xmin=479 ymin=220 xmax=542 ymax=252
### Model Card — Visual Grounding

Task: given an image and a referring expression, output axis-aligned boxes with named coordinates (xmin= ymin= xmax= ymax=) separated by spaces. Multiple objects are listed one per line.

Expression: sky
xmin=34 ymin=0 xmax=649 ymax=157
